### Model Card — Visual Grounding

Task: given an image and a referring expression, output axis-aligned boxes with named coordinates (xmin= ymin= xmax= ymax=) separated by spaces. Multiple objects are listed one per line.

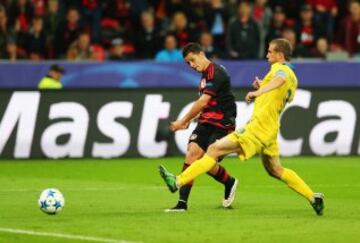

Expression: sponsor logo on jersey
xmin=235 ymin=127 xmax=245 ymax=136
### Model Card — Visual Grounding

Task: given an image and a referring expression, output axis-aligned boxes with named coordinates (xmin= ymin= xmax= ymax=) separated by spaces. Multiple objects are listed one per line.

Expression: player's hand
xmin=170 ymin=120 xmax=189 ymax=132
xmin=245 ymin=90 xmax=261 ymax=103
xmin=252 ymin=76 xmax=261 ymax=89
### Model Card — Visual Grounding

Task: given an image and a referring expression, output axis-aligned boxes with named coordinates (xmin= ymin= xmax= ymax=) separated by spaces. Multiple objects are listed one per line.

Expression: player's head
xmin=182 ymin=42 xmax=210 ymax=73
xmin=267 ymin=38 xmax=292 ymax=64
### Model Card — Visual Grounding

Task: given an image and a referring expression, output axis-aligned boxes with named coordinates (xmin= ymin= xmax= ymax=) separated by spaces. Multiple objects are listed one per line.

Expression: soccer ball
xmin=38 ymin=188 xmax=65 ymax=215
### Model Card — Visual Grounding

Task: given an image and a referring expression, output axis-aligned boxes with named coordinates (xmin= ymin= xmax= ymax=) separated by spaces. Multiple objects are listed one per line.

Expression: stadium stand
xmin=0 ymin=0 xmax=359 ymax=61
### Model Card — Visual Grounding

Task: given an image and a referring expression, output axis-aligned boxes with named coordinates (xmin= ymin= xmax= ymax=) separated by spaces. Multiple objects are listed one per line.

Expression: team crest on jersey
xmin=200 ymin=78 xmax=206 ymax=89
xmin=190 ymin=134 xmax=198 ymax=141
xmin=235 ymin=127 xmax=245 ymax=136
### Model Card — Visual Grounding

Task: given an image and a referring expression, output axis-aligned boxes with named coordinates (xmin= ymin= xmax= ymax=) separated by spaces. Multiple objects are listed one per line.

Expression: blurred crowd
xmin=0 ymin=0 xmax=359 ymax=62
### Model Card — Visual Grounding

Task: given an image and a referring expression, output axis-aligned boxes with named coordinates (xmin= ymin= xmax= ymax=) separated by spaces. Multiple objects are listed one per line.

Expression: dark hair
xmin=182 ymin=42 xmax=203 ymax=58
xmin=49 ymin=64 xmax=65 ymax=74
xmin=270 ymin=38 xmax=292 ymax=61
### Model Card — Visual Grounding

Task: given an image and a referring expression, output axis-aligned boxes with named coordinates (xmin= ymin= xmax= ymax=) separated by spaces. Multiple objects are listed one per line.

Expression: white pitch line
xmin=0 ymin=228 xmax=141 ymax=243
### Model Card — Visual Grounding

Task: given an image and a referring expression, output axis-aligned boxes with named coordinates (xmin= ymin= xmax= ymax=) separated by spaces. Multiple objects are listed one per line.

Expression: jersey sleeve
xmin=273 ymin=63 xmax=291 ymax=80
xmin=274 ymin=69 xmax=286 ymax=79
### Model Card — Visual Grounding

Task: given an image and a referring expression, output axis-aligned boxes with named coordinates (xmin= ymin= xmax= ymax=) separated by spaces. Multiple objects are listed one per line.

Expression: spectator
xmin=199 ymin=31 xmax=225 ymax=60
xmin=295 ymin=4 xmax=327 ymax=54
xmin=203 ymin=0 xmax=232 ymax=48
xmin=155 ymin=33 xmax=182 ymax=61
xmin=54 ymin=7 xmax=83 ymax=58
xmin=129 ymin=0 xmax=149 ymax=29
xmin=33 ymin=0 xmax=46 ymax=17
xmin=169 ymin=11 xmax=196 ymax=48
xmin=2 ymin=38 xmax=27 ymax=61
xmin=134 ymin=9 xmax=163 ymax=59
xmin=43 ymin=0 xmax=62 ymax=58
xmin=337 ymin=0 xmax=360 ymax=56
xmin=67 ymin=32 xmax=94 ymax=61
xmin=252 ymin=0 xmax=272 ymax=58
xmin=226 ymin=1 xmax=260 ymax=59
xmin=306 ymin=0 xmax=338 ymax=41
xmin=108 ymin=37 xmax=133 ymax=60
xmin=8 ymin=0 xmax=34 ymax=32
xmin=80 ymin=0 xmax=101 ymax=43
xmin=0 ymin=0 xmax=352 ymax=61
xmin=165 ymin=0 xmax=199 ymax=26
xmin=266 ymin=6 xmax=287 ymax=52
xmin=38 ymin=64 xmax=65 ymax=89
xmin=91 ymin=44 xmax=105 ymax=61
xmin=311 ymin=37 xmax=329 ymax=58
xmin=26 ymin=16 xmax=46 ymax=60
xmin=282 ymin=27 xmax=310 ymax=58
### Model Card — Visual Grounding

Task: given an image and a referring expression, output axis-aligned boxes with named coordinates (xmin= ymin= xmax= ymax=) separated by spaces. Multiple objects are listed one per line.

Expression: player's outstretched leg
xmin=311 ymin=193 xmax=325 ymax=216
xmin=159 ymin=165 xmax=177 ymax=193
xmin=159 ymin=154 xmax=217 ymax=194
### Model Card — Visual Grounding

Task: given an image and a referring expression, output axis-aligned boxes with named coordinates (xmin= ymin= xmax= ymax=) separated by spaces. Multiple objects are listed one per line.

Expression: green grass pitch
xmin=0 ymin=156 xmax=359 ymax=243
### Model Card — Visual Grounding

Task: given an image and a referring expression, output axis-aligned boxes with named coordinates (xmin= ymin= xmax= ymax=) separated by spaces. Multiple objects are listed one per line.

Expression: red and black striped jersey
xmin=198 ymin=63 xmax=237 ymax=130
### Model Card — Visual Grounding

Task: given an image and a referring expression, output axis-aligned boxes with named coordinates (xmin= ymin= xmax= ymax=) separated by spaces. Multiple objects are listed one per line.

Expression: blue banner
xmin=0 ymin=61 xmax=359 ymax=88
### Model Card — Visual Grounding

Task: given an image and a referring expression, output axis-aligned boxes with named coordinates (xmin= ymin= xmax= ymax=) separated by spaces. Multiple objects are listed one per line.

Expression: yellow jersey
xmin=38 ymin=76 xmax=63 ymax=89
xmin=247 ymin=62 xmax=298 ymax=144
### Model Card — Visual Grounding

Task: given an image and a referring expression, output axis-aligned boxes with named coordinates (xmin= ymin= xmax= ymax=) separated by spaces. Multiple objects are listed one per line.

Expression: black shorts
xmin=189 ymin=123 xmax=231 ymax=152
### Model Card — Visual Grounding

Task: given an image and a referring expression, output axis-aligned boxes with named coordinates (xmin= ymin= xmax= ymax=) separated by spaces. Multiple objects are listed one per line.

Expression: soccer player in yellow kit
xmin=160 ymin=38 xmax=324 ymax=215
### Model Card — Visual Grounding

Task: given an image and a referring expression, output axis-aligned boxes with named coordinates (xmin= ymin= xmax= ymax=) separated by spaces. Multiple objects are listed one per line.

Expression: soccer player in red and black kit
xmin=165 ymin=42 xmax=238 ymax=212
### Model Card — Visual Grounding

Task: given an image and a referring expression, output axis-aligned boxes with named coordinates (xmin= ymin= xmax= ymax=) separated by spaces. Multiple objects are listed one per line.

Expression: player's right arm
xmin=246 ymin=75 xmax=286 ymax=103
xmin=170 ymin=94 xmax=212 ymax=132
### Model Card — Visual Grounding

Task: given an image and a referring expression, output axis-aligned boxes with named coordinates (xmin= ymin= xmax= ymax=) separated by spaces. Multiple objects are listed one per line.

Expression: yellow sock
xmin=281 ymin=168 xmax=314 ymax=202
xmin=177 ymin=154 xmax=216 ymax=187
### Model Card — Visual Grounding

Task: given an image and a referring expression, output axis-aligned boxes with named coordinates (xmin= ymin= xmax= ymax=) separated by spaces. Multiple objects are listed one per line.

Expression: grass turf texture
xmin=0 ymin=157 xmax=359 ymax=243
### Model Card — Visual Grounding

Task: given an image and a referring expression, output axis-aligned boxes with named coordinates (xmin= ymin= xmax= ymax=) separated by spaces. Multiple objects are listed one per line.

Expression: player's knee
xmin=207 ymin=142 xmax=222 ymax=159
xmin=186 ymin=149 xmax=203 ymax=163
xmin=267 ymin=165 xmax=283 ymax=179
xmin=186 ymin=154 xmax=200 ymax=164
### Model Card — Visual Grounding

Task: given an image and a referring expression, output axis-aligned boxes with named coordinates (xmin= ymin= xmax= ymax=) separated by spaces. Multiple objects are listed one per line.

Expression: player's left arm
xmin=245 ymin=75 xmax=286 ymax=103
